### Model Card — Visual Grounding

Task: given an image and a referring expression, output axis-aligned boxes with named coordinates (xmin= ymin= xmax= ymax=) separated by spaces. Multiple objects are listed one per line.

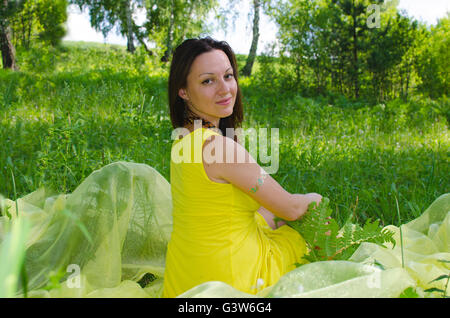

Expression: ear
xmin=178 ymin=88 xmax=189 ymax=101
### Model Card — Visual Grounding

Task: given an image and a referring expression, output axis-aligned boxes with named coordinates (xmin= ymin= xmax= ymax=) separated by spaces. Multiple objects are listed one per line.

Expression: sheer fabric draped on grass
xmin=0 ymin=162 xmax=448 ymax=297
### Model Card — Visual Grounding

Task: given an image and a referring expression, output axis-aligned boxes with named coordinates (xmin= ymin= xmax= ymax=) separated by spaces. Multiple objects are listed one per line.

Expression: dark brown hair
xmin=168 ymin=37 xmax=243 ymax=137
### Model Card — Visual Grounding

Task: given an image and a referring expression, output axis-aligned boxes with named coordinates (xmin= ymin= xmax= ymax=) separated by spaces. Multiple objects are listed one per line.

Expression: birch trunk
xmin=241 ymin=0 xmax=260 ymax=77
xmin=125 ymin=0 xmax=135 ymax=53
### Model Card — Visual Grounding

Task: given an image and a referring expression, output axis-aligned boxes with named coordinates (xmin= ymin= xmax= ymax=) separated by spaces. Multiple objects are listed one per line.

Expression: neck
xmin=184 ymin=107 xmax=219 ymax=130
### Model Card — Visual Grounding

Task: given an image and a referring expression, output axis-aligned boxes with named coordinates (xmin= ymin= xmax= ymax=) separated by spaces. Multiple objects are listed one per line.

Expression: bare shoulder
xmin=202 ymin=133 xmax=255 ymax=165
xmin=201 ymin=133 xmax=256 ymax=184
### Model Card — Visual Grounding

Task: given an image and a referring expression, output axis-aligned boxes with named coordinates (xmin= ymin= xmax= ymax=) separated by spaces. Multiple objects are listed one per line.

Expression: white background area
xmin=64 ymin=0 xmax=450 ymax=55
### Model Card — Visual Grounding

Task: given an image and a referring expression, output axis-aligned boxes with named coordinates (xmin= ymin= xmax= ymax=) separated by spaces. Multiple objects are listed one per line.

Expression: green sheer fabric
xmin=0 ymin=162 xmax=448 ymax=298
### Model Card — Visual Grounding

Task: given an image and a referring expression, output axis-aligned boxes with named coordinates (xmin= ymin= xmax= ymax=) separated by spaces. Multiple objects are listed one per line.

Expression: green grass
xmin=0 ymin=41 xmax=448 ymax=227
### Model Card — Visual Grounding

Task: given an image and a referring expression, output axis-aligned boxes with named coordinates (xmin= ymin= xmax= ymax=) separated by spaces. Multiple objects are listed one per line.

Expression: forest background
xmin=0 ymin=0 xmax=449 ymax=228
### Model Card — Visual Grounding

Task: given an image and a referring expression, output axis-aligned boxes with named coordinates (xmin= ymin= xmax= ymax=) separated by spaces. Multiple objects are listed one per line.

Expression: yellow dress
xmin=162 ymin=127 xmax=307 ymax=297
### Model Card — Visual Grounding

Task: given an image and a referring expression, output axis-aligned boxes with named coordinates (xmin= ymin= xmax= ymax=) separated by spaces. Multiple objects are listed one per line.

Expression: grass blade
xmin=395 ymin=195 xmax=405 ymax=269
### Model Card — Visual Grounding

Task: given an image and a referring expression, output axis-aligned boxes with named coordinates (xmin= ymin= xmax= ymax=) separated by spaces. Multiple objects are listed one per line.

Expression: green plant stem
xmin=444 ymin=274 xmax=449 ymax=298
xmin=10 ymin=168 xmax=28 ymax=297
xmin=395 ymin=195 xmax=405 ymax=269
xmin=10 ymin=168 xmax=18 ymax=216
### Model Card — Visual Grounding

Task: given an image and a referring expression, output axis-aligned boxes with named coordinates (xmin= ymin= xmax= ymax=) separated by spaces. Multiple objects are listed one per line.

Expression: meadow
xmin=0 ymin=41 xmax=448 ymax=227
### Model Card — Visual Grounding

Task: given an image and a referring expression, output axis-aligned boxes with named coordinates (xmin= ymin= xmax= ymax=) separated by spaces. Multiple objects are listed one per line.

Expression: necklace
xmin=184 ymin=107 xmax=217 ymax=129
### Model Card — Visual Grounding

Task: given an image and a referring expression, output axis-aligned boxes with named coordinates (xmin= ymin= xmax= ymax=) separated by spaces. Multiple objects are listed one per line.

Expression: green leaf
xmin=42 ymin=267 xmax=66 ymax=291
xmin=287 ymin=197 xmax=397 ymax=262
xmin=428 ymin=275 xmax=450 ymax=284
xmin=4 ymin=205 xmax=12 ymax=219
xmin=374 ymin=260 xmax=386 ymax=270
xmin=0 ymin=217 xmax=30 ymax=297
xmin=399 ymin=287 xmax=419 ymax=298
xmin=424 ymin=287 xmax=445 ymax=294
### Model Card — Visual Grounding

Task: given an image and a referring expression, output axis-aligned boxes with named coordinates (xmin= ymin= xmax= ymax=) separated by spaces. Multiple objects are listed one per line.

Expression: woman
xmin=162 ymin=37 xmax=323 ymax=297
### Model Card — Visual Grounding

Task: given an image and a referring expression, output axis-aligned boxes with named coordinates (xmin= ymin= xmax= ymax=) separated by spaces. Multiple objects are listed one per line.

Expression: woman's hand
xmin=291 ymin=193 xmax=323 ymax=220
xmin=304 ymin=192 xmax=323 ymax=209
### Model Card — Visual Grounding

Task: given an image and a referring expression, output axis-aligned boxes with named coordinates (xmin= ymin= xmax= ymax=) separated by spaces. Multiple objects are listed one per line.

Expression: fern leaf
xmin=286 ymin=197 xmax=396 ymax=262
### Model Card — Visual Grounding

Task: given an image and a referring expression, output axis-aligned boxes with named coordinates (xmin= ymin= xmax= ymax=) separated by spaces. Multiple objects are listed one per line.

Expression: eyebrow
xmin=199 ymin=67 xmax=232 ymax=77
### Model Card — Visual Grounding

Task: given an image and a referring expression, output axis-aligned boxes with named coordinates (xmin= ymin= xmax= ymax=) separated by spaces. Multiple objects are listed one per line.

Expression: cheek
xmin=230 ymin=80 xmax=238 ymax=94
xmin=197 ymin=88 xmax=216 ymax=105
xmin=194 ymin=86 xmax=212 ymax=102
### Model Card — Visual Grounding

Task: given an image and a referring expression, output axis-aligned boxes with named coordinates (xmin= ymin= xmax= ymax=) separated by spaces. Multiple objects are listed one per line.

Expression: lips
xmin=216 ymin=97 xmax=232 ymax=105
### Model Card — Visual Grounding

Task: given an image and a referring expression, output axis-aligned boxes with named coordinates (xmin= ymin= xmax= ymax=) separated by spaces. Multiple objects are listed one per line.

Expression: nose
xmin=217 ymin=77 xmax=230 ymax=96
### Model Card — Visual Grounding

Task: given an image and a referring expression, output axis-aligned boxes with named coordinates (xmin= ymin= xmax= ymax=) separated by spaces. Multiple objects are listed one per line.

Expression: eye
xmin=202 ymin=73 xmax=233 ymax=85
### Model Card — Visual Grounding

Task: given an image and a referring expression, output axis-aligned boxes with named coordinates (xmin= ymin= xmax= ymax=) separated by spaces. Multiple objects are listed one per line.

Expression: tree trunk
xmin=161 ymin=0 xmax=175 ymax=63
xmin=129 ymin=15 xmax=153 ymax=56
xmin=405 ymin=65 xmax=410 ymax=101
xmin=241 ymin=0 xmax=260 ymax=77
xmin=125 ymin=0 xmax=135 ymax=53
xmin=399 ymin=67 xmax=404 ymax=99
xmin=178 ymin=1 xmax=195 ymax=49
xmin=20 ymin=12 xmax=25 ymax=47
xmin=26 ymin=12 xmax=32 ymax=49
xmin=0 ymin=22 xmax=18 ymax=70
xmin=351 ymin=0 xmax=359 ymax=98
xmin=134 ymin=29 xmax=153 ymax=56
xmin=294 ymin=57 xmax=302 ymax=90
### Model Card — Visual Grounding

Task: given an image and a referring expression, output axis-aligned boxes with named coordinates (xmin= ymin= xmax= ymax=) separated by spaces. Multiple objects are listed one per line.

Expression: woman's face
xmin=179 ymin=49 xmax=237 ymax=128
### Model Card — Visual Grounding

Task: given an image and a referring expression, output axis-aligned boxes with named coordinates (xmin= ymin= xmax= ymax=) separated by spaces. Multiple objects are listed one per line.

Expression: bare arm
xmin=204 ymin=135 xmax=322 ymax=222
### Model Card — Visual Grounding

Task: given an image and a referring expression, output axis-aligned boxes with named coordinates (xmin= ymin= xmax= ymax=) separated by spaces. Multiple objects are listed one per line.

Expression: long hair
xmin=168 ymin=37 xmax=243 ymax=138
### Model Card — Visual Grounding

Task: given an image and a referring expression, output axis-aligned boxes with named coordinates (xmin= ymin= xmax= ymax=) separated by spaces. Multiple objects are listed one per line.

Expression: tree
xmin=71 ymin=0 xmax=218 ymax=58
xmin=124 ymin=0 xmax=134 ymax=52
xmin=415 ymin=13 xmax=449 ymax=98
xmin=268 ymin=0 xmax=316 ymax=91
xmin=10 ymin=0 xmax=68 ymax=49
xmin=264 ymin=0 xmax=427 ymax=101
xmin=159 ymin=0 xmax=218 ymax=62
xmin=0 ymin=0 xmax=26 ymax=70
xmin=35 ymin=0 xmax=68 ymax=46
xmin=70 ymin=0 xmax=144 ymax=53
xmin=241 ymin=0 xmax=261 ymax=77
xmin=327 ymin=0 xmax=387 ymax=98
xmin=10 ymin=0 xmax=33 ymax=48
xmin=366 ymin=12 xmax=418 ymax=101
xmin=395 ymin=10 xmax=421 ymax=101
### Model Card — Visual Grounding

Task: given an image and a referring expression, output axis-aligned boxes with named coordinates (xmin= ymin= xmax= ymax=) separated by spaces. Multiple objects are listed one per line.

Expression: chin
xmin=221 ymin=104 xmax=234 ymax=117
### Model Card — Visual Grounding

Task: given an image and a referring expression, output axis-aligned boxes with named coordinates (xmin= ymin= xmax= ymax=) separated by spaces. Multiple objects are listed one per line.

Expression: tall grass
xmin=0 ymin=41 xmax=448 ymax=227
